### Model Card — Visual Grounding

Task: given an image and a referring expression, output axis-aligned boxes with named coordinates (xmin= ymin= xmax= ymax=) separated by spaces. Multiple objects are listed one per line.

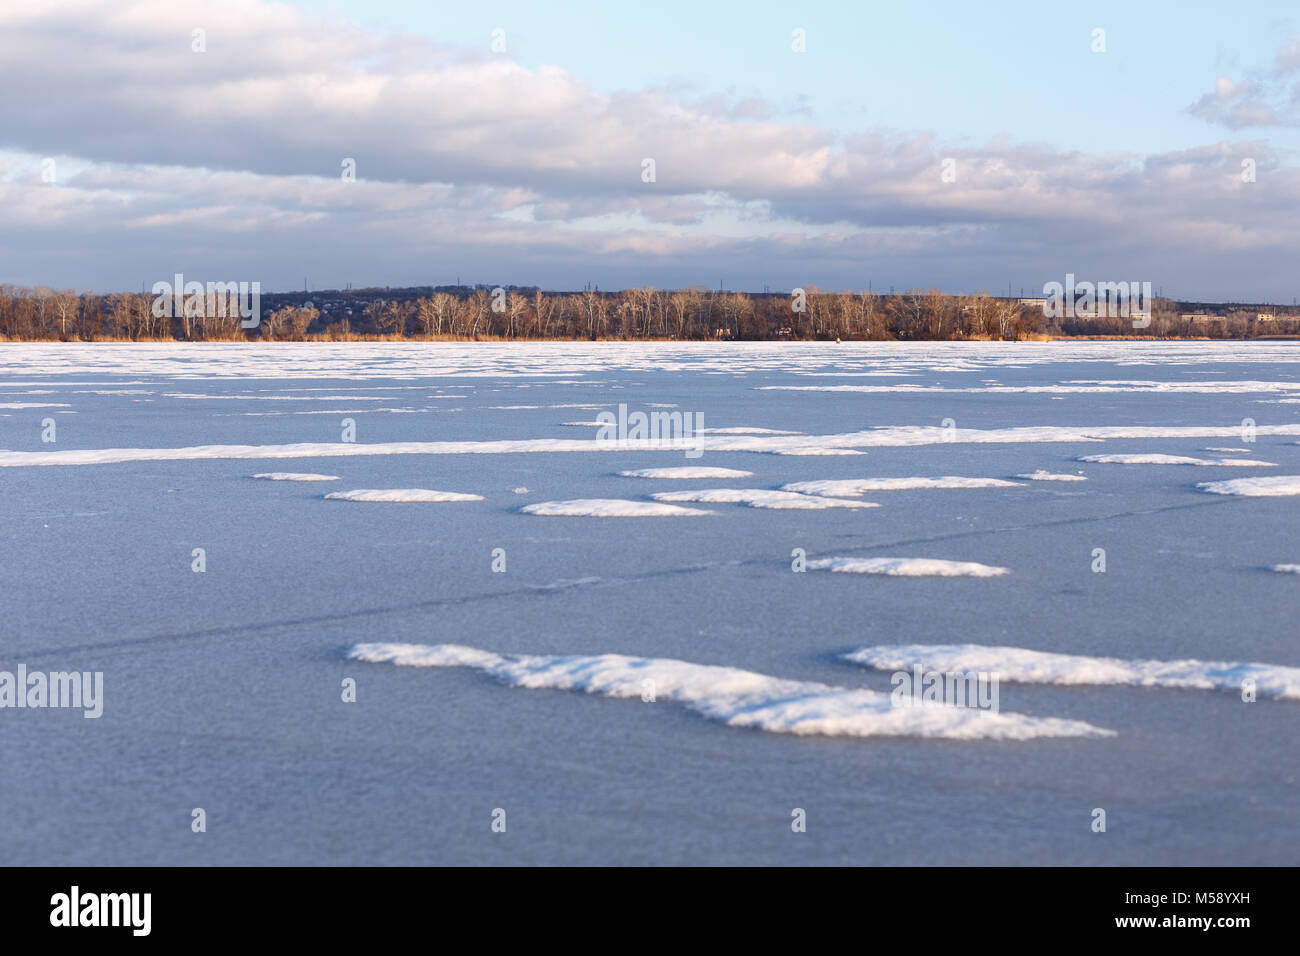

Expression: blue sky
xmin=3 ymin=0 xmax=1300 ymax=299
xmin=297 ymin=0 xmax=1298 ymax=155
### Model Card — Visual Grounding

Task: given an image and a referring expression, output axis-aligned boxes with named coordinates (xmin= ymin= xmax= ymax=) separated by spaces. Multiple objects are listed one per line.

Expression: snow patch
xmin=347 ymin=642 xmax=1113 ymax=739
xmin=324 ymin=488 xmax=484 ymax=502
xmin=1014 ymin=470 xmax=1088 ymax=481
xmin=1197 ymin=476 xmax=1300 ymax=497
xmin=767 ymin=448 xmax=866 ymax=456
xmin=809 ymin=557 xmax=1010 ymax=577
xmin=1079 ymin=453 xmax=1276 ymax=467
xmin=782 ymin=476 xmax=1021 ymax=496
xmin=651 ymin=489 xmax=879 ymax=510
xmin=844 ymin=644 xmax=1300 ymax=700
xmin=251 ymin=472 xmax=340 ymax=482
xmin=619 ymin=466 xmax=755 ymax=479
xmin=10 ymin=423 xmax=1300 ymax=468
xmin=701 ymin=427 xmax=800 ymax=435
xmin=521 ymin=498 xmax=710 ymax=517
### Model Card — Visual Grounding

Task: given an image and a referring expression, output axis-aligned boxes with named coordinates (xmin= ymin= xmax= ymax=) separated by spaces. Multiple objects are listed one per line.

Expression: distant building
xmin=1256 ymin=312 xmax=1276 ymax=322
xmin=1181 ymin=313 xmax=1222 ymax=323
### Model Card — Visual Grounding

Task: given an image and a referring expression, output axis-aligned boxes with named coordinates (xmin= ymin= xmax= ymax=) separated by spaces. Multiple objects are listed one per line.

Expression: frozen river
xmin=1 ymin=341 xmax=1297 ymax=864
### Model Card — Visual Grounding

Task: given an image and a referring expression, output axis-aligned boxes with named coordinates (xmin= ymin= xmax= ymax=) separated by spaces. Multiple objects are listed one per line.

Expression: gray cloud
xmin=1 ymin=0 xmax=1298 ymax=299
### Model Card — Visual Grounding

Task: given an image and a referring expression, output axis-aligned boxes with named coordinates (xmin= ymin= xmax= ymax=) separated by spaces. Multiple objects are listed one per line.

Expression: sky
xmin=2 ymin=0 xmax=1299 ymax=300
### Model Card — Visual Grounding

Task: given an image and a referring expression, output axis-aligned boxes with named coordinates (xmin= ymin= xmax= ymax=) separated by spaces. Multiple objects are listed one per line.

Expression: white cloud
xmin=1 ymin=0 xmax=1298 ymax=296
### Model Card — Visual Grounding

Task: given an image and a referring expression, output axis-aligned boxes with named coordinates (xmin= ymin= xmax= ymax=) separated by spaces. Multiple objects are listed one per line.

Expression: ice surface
xmin=1014 ymin=470 xmax=1087 ymax=481
xmin=5 ymin=340 xmax=1300 ymax=865
xmin=251 ymin=472 xmax=340 ymax=481
xmin=6 ymin=425 xmax=1300 ymax=468
xmin=767 ymin=448 xmax=866 ymax=455
xmin=650 ymin=489 xmax=879 ymax=510
xmin=782 ymin=476 xmax=1022 ymax=495
xmin=761 ymin=379 xmax=1300 ymax=395
xmin=1078 ymin=453 xmax=1276 ymax=467
xmin=618 ymin=466 xmax=755 ymax=479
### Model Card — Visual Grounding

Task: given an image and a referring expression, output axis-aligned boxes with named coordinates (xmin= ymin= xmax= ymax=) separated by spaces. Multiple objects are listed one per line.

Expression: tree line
xmin=2 ymin=284 xmax=1297 ymax=341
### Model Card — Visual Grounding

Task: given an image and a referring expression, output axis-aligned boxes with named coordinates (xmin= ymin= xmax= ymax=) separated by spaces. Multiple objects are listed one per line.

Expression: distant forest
xmin=2 ymin=284 xmax=1298 ymax=341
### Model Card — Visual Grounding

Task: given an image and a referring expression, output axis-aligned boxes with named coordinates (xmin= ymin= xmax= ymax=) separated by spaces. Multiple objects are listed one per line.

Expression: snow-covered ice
xmin=1014 ymin=470 xmax=1088 ymax=481
xmin=618 ymin=466 xmax=755 ymax=479
xmin=844 ymin=645 xmax=1300 ymax=700
xmin=650 ymin=489 xmax=879 ymax=510
xmin=808 ymin=557 xmax=1010 ymax=577
xmin=252 ymin=472 xmax=340 ymax=481
xmin=347 ymin=643 xmax=1113 ymax=739
xmin=1197 ymin=476 xmax=1300 ymax=496
xmin=781 ymin=476 xmax=1022 ymax=496
xmin=324 ymin=488 xmax=484 ymax=502
xmin=521 ymin=498 xmax=711 ymax=517
xmin=1078 ymin=453 xmax=1277 ymax=467
xmin=4 ymin=340 xmax=1298 ymax=866
xmin=6 ymin=425 xmax=1300 ymax=468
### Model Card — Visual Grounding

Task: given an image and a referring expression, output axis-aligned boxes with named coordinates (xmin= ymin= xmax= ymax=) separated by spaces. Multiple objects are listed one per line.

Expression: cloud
xmin=1 ymin=0 xmax=1298 ymax=298
xmin=1189 ymin=36 xmax=1300 ymax=128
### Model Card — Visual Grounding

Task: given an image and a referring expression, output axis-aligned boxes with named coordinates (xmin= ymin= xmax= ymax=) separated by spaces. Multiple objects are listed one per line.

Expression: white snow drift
xmin=521 ymin=498 xmax=710 ymax=517
xmin=618 ymin=466 xmax=755 ymax=479
xmin=1078 ymin=453 xmax=1276 ymax=467
xmin=6 ymin=423 xmax=1300 ymax=468
xmin=844 ymin=645 xmax=1300 ymax=700
xmin=782 ymin=476 xmax=1022 ymax=496
xmin=1197 ymin=476 xmax=1300 ymax=497
xmin=324 ymin=489 xmax=484 ymax=502
xmin=346 ymin=642 xmax=1113 ymax=739
xmin=808 ymin=557 xmax=1010 ymax=577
